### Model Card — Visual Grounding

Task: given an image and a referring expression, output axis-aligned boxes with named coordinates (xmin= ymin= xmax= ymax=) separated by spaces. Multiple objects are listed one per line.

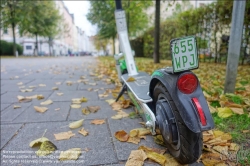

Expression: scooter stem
xmin=114 ymin=0 xmax=138 ymax=76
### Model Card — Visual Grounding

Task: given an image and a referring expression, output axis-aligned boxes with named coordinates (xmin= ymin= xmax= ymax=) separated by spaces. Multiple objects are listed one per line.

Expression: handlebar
xmin=115 ymin=0 xmax=122 ymax=10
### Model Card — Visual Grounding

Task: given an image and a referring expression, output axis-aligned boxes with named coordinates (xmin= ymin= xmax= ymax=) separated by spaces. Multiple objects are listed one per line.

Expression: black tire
xmin=153 ymin=82 xmax=202 ymax=164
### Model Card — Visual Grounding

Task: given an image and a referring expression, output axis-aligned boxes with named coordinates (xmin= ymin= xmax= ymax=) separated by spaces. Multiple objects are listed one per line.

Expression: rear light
xmin=192 ymin=98 xmax=207 ymax=126
xmin=177 ymin=73 xmax=198 ymax=94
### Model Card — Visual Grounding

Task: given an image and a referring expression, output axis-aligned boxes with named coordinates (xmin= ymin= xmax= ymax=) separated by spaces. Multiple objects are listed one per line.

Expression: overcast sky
xmin=63 ymin=1 xmax=97 ymax=36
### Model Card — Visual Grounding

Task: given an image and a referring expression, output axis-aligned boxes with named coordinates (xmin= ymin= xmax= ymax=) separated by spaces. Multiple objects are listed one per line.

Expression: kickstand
xmin=115 ymin=84 xmax=127 ymax=102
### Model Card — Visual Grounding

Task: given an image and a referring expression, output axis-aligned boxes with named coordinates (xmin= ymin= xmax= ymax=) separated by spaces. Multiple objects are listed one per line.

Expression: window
xmin=26 ymin=46 xmax=32 ymax=50
xmin=3 ymin=28 xmax=8 ymax=34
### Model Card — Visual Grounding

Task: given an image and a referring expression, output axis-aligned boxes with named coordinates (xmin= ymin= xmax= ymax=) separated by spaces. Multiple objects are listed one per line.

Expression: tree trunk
xmin=34 ymin=33 xmax=38 ymax=56
xmin=154 ymin=0 xmax=160 ymax=63
xmin=11 ymin=23 xmax=17 ymax=56
xmin=112 ymin=36 xmax=115 ymax=55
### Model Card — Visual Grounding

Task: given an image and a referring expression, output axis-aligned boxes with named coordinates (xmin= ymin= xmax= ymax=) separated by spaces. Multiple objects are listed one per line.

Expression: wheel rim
xmin=156 ymin=93 xmax=180 ymax=150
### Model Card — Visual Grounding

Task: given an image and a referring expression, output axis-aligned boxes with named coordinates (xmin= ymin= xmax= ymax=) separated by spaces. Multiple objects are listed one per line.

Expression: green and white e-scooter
xmin=114 ymin=0 xmax=214 ymax=164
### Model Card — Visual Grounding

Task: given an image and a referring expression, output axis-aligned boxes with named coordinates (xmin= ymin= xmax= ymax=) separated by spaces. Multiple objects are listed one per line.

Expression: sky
xmin=63 ymin=1 xmax=97 ymax=36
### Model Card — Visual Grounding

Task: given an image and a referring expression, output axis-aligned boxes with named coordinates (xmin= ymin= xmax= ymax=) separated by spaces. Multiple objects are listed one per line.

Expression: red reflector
xmin=177 ymin=74 xmax=198 ymax=94
xmin=192 ymin=98 xmax=207 ymax=126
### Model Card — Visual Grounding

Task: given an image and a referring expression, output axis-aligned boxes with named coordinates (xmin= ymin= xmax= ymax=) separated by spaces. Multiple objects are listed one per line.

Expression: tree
xmin=87 ymin=0 xmax=152 ymax=54
xmin=93 ymin=35 xmax=110 ymax=55
xmin=1 ymin=0 xmax=26 ymax=56
xmin=19 ymin=1 xmax=61 ymax=56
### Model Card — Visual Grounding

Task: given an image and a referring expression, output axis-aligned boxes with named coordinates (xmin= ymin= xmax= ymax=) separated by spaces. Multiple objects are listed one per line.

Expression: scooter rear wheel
xmin=153 ymin=82 xmax=202 ymax=164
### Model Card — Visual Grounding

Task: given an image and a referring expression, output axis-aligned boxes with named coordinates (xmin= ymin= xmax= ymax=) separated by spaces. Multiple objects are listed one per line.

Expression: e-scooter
xmin=113 ymin=0 xmax=214 ymax=164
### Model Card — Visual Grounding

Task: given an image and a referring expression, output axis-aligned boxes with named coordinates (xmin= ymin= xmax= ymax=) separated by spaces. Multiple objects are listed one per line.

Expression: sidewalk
xmin=0 ymin=57 xmax=202 ymax=166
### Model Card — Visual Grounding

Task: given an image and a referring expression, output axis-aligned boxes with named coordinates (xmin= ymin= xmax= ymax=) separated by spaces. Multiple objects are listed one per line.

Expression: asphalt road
xmin=0 ymin=57 xmax=202 ymax=166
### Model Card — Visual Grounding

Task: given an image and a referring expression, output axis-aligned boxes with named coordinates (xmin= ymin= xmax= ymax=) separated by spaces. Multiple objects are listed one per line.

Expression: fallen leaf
xmin=91 ymin=119 xmax=105 ymax=125
xmin=55 ymin=82 xmax=61 ymax=85
xmin=125 ymin=150 xmax=147 ymax=166
xmin=127 ymin=136 xmax=141 ymax=144
xmin=111 ymin=102 xmax=122 ymax=111
xmin=127 ymin=77 xmax=136 ymax=82
xmin=105 ymin=99 xmax=115 ymax=105
xmin=37 ymin=95 xmax=44 ymax=100
xmin=80 ymin=97 xmax=88 ymax=102
xmin=59 ymin=148 xmax=81 ymax=161
xmin=229 ymin=143 xmax=240 ymax=151
xmin=69 ymin=119 xmax=84 ymax=129
xmin=17 ymin=82 xmax=23 ymax=85
xmin=87 ymin=88 xmax=93 ymax=91
xmin=164 ymin=153 xmax=188 ymax=166
xmin=82 ymin=108 xmax=90 ymax=115
xmin=13 ymin=105 xmax=21 ymax=109
xmin=99 ymin=93 xmax=109 ymax=98
xmin=57 ymin=92 xmax=63 ymax=96
xmin=29 ymin=86 xmax=36 ymax=88
xmin=130 ymin=129 xmax=139 ymax=137
xmin=213 ymin=130 xmax=224 ymax=138
xmin=87 ymin=106 xmax=100 ymax=113
xmin=71 ymin=104 xmax=81 ymax=109
xmin=40 ymin=100 xmax=53 ymax=105
xmin=138 ymin=146 xmax=166 ymax=155
xmin=137 ymin=128 xmax=151 ymax=136
xmin=217 ymin=107 xmax=233 ymax=118
xmin=147 ymin=151 xmax=166 ymax=166
xmin=111 ymin=114 xmax=123 ymax=120
xmin=39 ymin=84 xmax=46 ymax=87
xmin=29 ymin=137 xmax=49 ymax=147
xmin=115 ymin=130 xmax=129 ymax=142
xmin=229 ymin=107 xmax=244 ymax=115
xmin=121 ymin=99 xmax=130 ymax=108
xmin=72 ymin=98 xmax=81 ymax=104
xmin=52 ymin=87 xmax=59 ymax=90
xmin=66 ymin=81 xmax=73 ymax=86
xmin=213 ymin=146 xmax=228 ymax=156
xmin=242 ymin=130 xmax=250 ymax=133
xmin=78 ymin=128 xmax=89 ymax=136
xmin=55 ymin=108 xmax=60 ymax=111
xmin=34 ymin=106 xmax=48 ymax=113
xmin=54 ymin=131 xmax=75 ymax=140
xmin=153 ymin=135 xmax=166 ymax=146
xmin=17 ymin=95 xmax=25 ymax=101
xmin=36 ymin=141 xmax=57 ymax=156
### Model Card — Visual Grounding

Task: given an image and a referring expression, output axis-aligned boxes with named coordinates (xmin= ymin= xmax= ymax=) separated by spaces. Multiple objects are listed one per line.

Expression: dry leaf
xmin=54 ymin=131 xmax=75 ymax=140
xmin=229 ymin=143 xmax=240 ymax=151
xmin=130 ymin=129 xmax=139 ymax=137
xmin=111 ymin=114 xmax=123 ymax=120
xmin=90 ymin=119 xmax=105 ymax=125
xmin=139 ymin=146 xmax=166 ymax=155
xmin=217 ymin=107 xmax=233 ymax=118
xmin=34 ymin=106 xmax=48 ymax=113
xmin=87 ymin=106 xmax=100 ymax=113
xmin=127 ymin=77 xmax=136 ymax=82
xmin=137 ymin=128 xmax=151 ymax=136
xmin=36 ymin=141 xmax=57 ymax=156
xmin=87 ymin=88 xmax=93 ymax=91
xmin=17 ymin=95 xmax=25 ymax=101
xmin=78 ymin=128 xmax=89 ymax=136
xmin=229 ymin=107 xmax=244 ymax=115
xmin=82 ymin=108 xmax=90 ymax=115
xmin=13 ymin=105 xmax=21 ymax=109
xmin=127 ymin=136 xmax=141 ymax=144
xmin=147 ymin=151 xmax=167 ymax=166
xmin=213 ymin=146 xmax=228 ymax=156
xmin=121 ymin=99 xmax=130 ymax=108
xmin=80 ymin=97 xmax=88 ymax=102
xmin=17 ymin=82 xmax=23 ymax=85
xmin=57 ymin=93 xmax=63 ymax=96
xmin=39 ymin=84 xmax=46 ymax=87
xmin=40 ymin=100 xmax=53 ymax=105
xmin=111 ymin=102 xmax=122 ymax=111
xmin=59 ymin=148 xmax=81 ymax=160
xmin=125 ymin=150 xmax=147 ymax=166
xmin=37 ymin=95 xmax=44 ymax=100
xmin=115 ymin=130 xmax=129 ymax=142
xmin=52 ymin=87 xmax=59 ymax=90
xmin=55 ymin=108 xmax=60 ymax=111
xmin=55 ymin=82 xmax=61 ymax=85
xmin=29 ymin=137 xmax=49 ymax=147
xmin=242 ymin=130 xmax=250 ymax=133
xmin=213 ymin=130 xmax=224 ymax=138
xmin=72 ymin=98 xmax=81 ymax=104
xmin=153 ymin=135 xmax=166 ymax=146
xmin=69 ymin=119 xmax=84 ymax=129
xmin=105 ymin=99 xmax=115 ymax=105
xmin=71 ymin=104 xmax=81 ymax=109
xmin=66 ymin=81 xmax=73 ymax=86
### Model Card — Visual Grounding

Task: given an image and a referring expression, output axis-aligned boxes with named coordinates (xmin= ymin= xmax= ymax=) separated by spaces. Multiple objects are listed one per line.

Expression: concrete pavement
xmin=0 ymin=57 xmax=203 ymax=166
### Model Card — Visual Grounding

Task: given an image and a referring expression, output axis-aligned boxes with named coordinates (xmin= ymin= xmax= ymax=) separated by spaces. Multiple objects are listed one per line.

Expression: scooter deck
xmin=121 ymin=72 xmax=152 ymax=102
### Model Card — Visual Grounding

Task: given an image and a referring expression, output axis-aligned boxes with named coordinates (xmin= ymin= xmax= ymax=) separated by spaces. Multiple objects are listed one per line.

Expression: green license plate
xmin=170 ymin=36 xmax=199 ymax=73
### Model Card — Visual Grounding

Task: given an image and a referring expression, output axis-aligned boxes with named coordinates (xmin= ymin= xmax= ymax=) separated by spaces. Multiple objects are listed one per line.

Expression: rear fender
xmin=149 ymin=69 xmax=214 ymax=133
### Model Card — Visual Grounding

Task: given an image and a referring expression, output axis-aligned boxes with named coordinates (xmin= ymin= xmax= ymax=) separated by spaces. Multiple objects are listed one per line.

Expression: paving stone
xmin=1 ymin=104 xmax=11 ymax=112
xmin=0 ymin=123 xmax=23 ymax=149
xmin=1 ymin=120 xmax=118 ymax=165
xmin=108 ymin=118 xmax=165 ymax=161
xmin=13 ymin=102 xmax=71 ymax=123
xmin=78 ymin=81 xmax=116 ymax=90
xmin=1 ymin=103 xmax=31 ymax=123
xmin=49 ymin=90 xmax=98 ymax=102
xmin=0 ymin=91 xmax=53 ymax=104
xmin=0 ymin=80 xmax=34 ymax=86
xmin=68 ymin=100 xmax=123 ymax=120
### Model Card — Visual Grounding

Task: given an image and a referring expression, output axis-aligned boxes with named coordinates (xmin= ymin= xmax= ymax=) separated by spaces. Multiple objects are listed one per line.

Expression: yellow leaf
xmin=105 ymin=99 xmax=115 ymax=105
xmin=153 ymin=135 xmax=166 ymax=146
xmin=78 ymin=128 xmax=89 ymax=136
xmin=66 ymin=81 xmax=73 ymax=86
xmin=80 ymin=97 xmax=88 ymax=102
xmin=147 ymin=151 xmax=166 ymax=166
xmin=13 ymin=105 xmax=21 ymax=109
xmin=87 ymin=88 xmax=93 ymax=91
xmin=54 ymin=131 xmax=75 ymax=140
xmin=17 ymin=95 xmax=25 ymax=101
xmin=127 ymin=77 xmax=136 ymax=82
xmin=37 ymin=95 xmax=44 ymax=100
xmin=164 ymin=153 xmax=187 ymax=166
xmin=137 ymin=128 xmax=151 ymax=136
xmin=39 ymin=84 xmax=46 ymax=87
xmin=59 ymin=148 xmax=81 ymax=161
xmin=111 ymin=114 xmax=123 ymax=119
xmin=69 ymin=119 xmax=84 ymax=129
xmin=55 ymin=82 xmax=61 ymax=85
xmin=90 ymin=119 xmax=105 ymax=125
xmin=229 ymin=107 xmax=244 ymax=115
xmin=40 ymin=100 xmax=53 ymax=105
xmin=29 ymin=137 xmax=49 ymax=147
xmin=57 ymin=93 xmax=63 ymax=96
xmin=213 ymin=146 xmax=228 ymax=156
xmin=36 ymin=141 xmax=57 ymax=156
xmin=139 ymin=145 xmax=166 ymax=155
xmin=82 ymin=108 xmax=90 ymax=115
xmin=52 ymin=87 xmax=59 ymax=90
xmin=71 ymin=104 xmax=81 ymax=109
xmin=34 ymin=106 xmax=48 ymax=113
xmin=72 ymin=98 xmax=81 ymax=104
xmin=229 ymin=143 xmax=240 ymax=151
xmin=127 ymin=136 xmax=140 ymax=144
xmin=125 ymin=150 xmax=147 ymax=166
xmin=130 ymin=129 xmax=139 ymax=137
xmin=213 ymin=130 xmax=224 ymax=138
xmin=115 ymin=130 xmax=129 ymax=142
xmin=217 ymin=107 xmax=233 ymax=118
